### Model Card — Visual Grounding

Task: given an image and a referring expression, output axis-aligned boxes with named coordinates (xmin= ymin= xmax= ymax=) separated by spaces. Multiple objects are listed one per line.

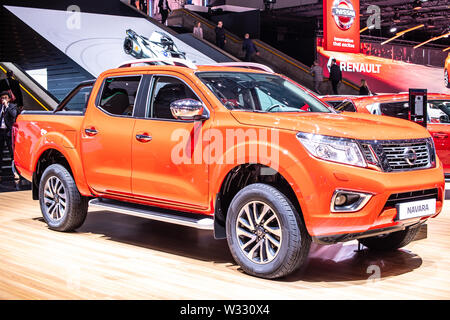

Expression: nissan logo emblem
xmin=404 ymin=148 xmax=418 ymax=165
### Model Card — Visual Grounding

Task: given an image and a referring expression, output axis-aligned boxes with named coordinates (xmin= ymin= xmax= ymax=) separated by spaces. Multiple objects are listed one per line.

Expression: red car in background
xmin=321 ymin=93 xmax=450 ymax=178
xmin=445 ymin=53 xmax=450 ymax=88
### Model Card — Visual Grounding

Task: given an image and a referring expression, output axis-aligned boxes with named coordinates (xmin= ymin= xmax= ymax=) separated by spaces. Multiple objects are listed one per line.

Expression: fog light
xmin=331 ymin=190 xmax=373 ymax=213
xmin=334 ymin=194 xmax=347 ymax=206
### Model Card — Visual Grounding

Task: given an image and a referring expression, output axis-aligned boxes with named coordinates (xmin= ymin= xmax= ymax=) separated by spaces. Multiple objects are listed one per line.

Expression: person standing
xmin=158 ymin=0 xmax=171 ymax=25
xmin=0 ymin=71 xmax=23 ymax=112
xmin=242 ymin=33 xmax=259 ymax=62
xmin=0 ymin=91 xmax=19 ymax=179
xmin=310 ymin=61 xmax=324 ymax=94
xmin=329 ymin=58 xmax=342 ymax=95
xmin=193 ymin=21 xmax=203 ymax=39
xmin=358 ymin=79 xmax=371 ymax=95
xmin=215 ymin=21 xmax=226 ymax=50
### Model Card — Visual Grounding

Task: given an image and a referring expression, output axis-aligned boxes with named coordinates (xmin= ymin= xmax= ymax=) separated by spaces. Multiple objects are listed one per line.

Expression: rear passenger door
xmin=131 ymin=74 xmax=211 ymax=210
xmin=81 ymin=75 xmax=145 ymax=196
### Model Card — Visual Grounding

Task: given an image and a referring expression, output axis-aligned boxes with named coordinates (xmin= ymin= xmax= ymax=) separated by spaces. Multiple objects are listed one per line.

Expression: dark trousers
xmin=161 ymin=9 xmax=169 ymax=24
xmin=0 ymin=128 xmax=13 ymax=174
xmin=216 ymin=40 xmax=225 ymax=50
xmin=244 ymin=52 xmax=256 ymax=62
xmin=331 ymin=80 xmax=340 ymax=95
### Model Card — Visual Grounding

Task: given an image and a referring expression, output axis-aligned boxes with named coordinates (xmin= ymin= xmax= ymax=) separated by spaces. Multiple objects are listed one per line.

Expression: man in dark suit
xmin=329 ymin=59 xmax=342 ymax=95
xmin=0 ymin=91 xmax=19 ymax=175
xmin=242 ymin=33 xmax=259 ymax=62
xmin=215 ymin=21 xmax=226 ymax=50
xmin=158 ymin=0 xmax=171 ymax=25
xmin=0 ymin=71 xmax=23 ymax=111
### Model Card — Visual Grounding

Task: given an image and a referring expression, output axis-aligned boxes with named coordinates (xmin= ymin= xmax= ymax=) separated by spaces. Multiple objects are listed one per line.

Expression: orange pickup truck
xmin=13 ymin=61 xmax=445 ymax=279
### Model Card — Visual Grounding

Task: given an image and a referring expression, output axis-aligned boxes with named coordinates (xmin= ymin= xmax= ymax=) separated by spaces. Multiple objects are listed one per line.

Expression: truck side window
xmin=98 ymin=76 xmax=141 ymax=116
xmin=148 ymin=76 xmax=197 ymax=120
xmin=62 ymin=85 xmax=93 ymax=112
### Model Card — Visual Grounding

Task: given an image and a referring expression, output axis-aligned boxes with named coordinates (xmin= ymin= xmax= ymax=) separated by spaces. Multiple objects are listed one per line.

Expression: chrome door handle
xmin=85 ymin=128 xmax=98 ymax=136
xmin=136 ymin=134 xmax=152 ymax=142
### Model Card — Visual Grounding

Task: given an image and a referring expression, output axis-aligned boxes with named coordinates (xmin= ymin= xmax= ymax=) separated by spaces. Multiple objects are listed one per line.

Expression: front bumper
xmin=286 ymin=155 xmax=445 ymax=239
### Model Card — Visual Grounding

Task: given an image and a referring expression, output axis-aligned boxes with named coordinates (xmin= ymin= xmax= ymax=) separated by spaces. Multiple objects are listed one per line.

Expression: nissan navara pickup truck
xmin=13 ymin=60 xmax=445 ymax=279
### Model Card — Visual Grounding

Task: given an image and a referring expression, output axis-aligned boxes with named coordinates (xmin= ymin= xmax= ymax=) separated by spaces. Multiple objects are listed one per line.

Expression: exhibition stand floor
xmin=0 ymin=189 xmax=449 ymax=299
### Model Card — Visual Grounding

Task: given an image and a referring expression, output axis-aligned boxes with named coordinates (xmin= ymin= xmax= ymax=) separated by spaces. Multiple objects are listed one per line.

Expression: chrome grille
xmin=359 ymin=138 xmax=435 ymax=172
xmin=381 ymin=142 xmax=430 ymax=171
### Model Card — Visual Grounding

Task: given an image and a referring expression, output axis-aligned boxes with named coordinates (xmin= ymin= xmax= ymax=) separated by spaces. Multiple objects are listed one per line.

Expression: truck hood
xmin=230 ymin=111 xmax=431 ymax=140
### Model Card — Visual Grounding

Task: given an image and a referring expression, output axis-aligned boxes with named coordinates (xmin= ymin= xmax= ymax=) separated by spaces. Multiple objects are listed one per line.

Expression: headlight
xmin=297 ymin=132 xmax=367 ymax=168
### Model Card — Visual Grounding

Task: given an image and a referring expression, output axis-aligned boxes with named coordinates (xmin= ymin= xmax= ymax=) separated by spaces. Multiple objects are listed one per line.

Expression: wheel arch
xmin=32 ymin=146 xmax=91 ymax=200
xmin=213 ymin=163 xmax=306 ymax=239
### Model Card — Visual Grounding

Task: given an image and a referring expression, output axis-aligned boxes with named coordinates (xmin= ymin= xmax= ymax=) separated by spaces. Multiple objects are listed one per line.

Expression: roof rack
xmin=116 ymin=59 xmax=274 ymax=73
xmin=205 ymin=62 xmax=274 ymax=73
xmin=117 ymin=58 xmax=198 ymax=70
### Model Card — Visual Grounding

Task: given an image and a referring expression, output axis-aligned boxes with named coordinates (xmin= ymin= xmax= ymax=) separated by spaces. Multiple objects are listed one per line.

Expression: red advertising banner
xmin=323 ymin=0 xmax=360 ymax=53
xmin=316 ymin=37 xmax=450 ymax=94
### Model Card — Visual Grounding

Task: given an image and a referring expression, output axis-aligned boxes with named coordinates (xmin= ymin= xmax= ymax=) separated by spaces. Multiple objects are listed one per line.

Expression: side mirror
xmin=439 ymin=115 xmax=449 ymax=123
xmin=170 ymin=99 xmax=207 ymax=121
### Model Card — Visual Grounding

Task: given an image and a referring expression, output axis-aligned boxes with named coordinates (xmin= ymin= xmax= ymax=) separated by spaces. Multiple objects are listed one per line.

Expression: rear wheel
xmin=358 ymin=226 xmax=420 ymax=251
xmin=226 ymin=183 xmax=311 ymax=279
xmin=39 ymin=164 xmax=88 ymax=231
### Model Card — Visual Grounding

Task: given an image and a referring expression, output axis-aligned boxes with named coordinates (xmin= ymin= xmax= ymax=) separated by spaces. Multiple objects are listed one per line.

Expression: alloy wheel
xmin=235 ymin=201 xmax=282 ymax=264
xmin=43 ymin=176 xmax=67 ymax=222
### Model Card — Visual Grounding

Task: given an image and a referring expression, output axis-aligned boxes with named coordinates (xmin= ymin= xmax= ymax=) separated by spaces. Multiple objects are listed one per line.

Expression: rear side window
xmin=380 ymin=102 xmax=409 ymax=119
xmin=62 ymin=85 xmax=93 ymax=112
xmin=98 ymin=76 xmax=141 ymax=116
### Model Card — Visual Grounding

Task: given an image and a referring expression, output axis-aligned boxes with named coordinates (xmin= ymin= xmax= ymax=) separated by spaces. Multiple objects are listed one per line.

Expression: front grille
xmin=381 ymin=141 xmax=430 ymax=171
xmin=384 ymin=188 xmax=439 ymax=209
xmin=359 ymin=138 xmax=435 ymax=172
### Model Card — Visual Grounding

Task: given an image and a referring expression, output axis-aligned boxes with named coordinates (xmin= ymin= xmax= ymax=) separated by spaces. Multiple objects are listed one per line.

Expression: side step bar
xmin=89 ymin=198 xmax=214 ymax=230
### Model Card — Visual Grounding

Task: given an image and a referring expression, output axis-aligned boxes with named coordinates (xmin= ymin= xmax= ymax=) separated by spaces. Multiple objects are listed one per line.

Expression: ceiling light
xmin=413 ymin=0 xmax=422 ymax=10
xmin=393 ymin=11 xmax=401 ymax=23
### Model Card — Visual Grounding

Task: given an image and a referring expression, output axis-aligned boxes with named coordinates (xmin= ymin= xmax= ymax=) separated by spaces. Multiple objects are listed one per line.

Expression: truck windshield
xmin=197 ymin=72 xmax=332 ymax=113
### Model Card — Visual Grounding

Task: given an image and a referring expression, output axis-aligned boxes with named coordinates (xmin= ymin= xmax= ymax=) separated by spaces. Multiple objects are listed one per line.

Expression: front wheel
xmin=226 ymin=183 xmax=311 ymax=279
xmin=39 ymin=164 xmax=88 ymax=232
xmin=358 ymin=226 xmax=420 ymax=251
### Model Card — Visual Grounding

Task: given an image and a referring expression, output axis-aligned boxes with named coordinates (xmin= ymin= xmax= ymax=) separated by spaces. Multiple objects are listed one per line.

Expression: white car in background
xmin=123 ymin=29 xmax=186 ymax=60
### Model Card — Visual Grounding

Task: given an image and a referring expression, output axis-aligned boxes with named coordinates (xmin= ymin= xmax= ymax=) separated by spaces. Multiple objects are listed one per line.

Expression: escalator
xmin=167 ymin=8 xmax=360 ymax=95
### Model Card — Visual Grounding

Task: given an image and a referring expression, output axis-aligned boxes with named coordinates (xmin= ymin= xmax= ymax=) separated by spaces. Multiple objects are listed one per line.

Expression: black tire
xmin=358 ymin=226 xmax=420 ymax=251
xmin=39 ymin=164 xmax=88 ymax=232
xmin=123 ymin=37 xmax=133 ymax=55
xmin=226 ymin=183 xmax=311 ymax=279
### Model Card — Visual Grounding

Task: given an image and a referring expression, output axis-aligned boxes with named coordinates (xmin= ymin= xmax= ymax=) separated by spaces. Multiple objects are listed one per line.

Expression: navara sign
xmin=324 ymin=0 xmax=360 ymax=53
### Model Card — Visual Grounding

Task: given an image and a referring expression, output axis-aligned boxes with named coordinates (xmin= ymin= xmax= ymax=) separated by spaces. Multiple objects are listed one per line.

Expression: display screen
xmin=316 ymin=37 xmax=450 ymax=94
